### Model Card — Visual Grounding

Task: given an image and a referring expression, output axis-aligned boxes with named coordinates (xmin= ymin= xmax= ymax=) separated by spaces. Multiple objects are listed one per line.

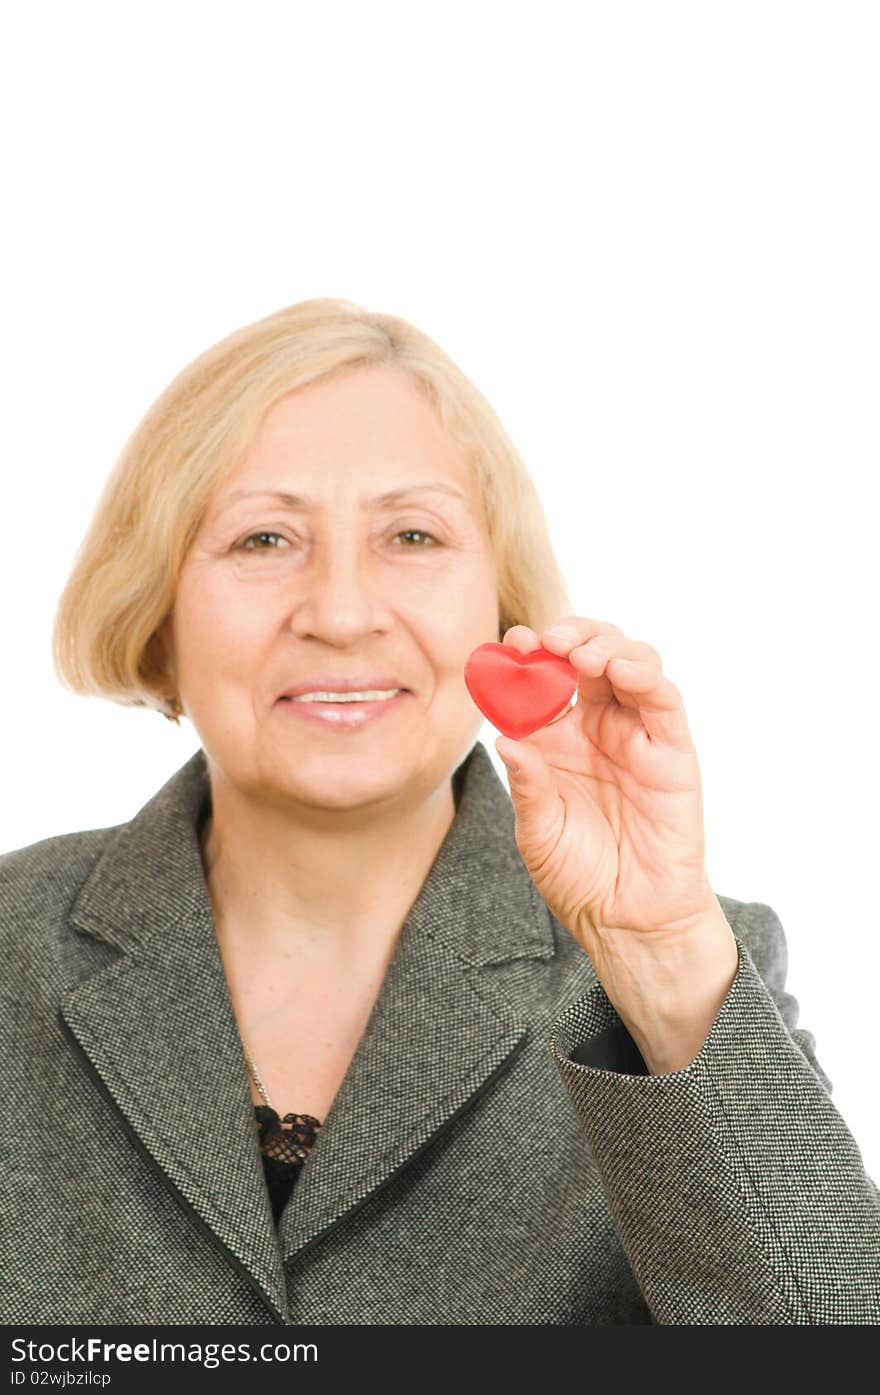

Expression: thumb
xmin=495 ymin=737 xmax=562 ymax=847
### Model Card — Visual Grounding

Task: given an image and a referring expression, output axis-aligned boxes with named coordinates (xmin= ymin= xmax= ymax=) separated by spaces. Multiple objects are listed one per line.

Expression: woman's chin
xmin=255 ymin=750 xmax=415 ymax=810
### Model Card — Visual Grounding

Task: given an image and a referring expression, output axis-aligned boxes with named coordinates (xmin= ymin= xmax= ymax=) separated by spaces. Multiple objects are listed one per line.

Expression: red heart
xmin=464 ymin=643 xmax=578 ymax=739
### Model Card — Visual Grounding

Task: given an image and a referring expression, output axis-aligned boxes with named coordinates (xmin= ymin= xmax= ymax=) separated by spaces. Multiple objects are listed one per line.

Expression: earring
xmin=163 ymin=695 xmax=183 ymax=723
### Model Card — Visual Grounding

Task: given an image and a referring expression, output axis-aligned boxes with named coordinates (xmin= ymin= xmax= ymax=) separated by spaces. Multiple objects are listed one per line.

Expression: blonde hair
xmin=52 ymin=298 xmax=573 ymax=721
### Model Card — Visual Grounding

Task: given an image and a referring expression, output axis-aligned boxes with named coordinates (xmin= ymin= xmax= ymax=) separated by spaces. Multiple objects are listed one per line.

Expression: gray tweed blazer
xmin=1 ymin=741 xmax=878 ymax=1326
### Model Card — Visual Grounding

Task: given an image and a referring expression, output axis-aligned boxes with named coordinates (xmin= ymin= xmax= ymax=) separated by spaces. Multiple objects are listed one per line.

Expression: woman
xmin=2 ymin=299 xmax=878 ymax=1326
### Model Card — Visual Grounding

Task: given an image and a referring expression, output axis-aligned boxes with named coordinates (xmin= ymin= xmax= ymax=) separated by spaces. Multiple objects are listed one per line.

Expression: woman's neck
xmin=199 ymin=775 xmax=458 ymax=973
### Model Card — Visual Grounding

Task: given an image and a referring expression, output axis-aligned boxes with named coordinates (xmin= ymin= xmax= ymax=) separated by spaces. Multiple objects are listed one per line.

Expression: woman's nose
xmin=287 ymin=540 xmax=393 ymax=646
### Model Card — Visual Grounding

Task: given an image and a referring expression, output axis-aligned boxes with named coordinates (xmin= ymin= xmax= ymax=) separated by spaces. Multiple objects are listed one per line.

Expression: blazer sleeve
xmin=546 ymin=901 xmax=880 ymax=1325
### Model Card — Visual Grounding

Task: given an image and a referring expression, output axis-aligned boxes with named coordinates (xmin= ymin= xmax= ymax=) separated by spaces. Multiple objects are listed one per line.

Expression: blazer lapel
xmin=57 ymin=741 xmax=559 ymax=1316
xmin=59 ymin=751 xmax=289 ymax=1322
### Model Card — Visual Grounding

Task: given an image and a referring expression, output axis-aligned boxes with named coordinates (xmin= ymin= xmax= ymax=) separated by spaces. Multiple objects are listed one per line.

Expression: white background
xmin=3 ymin=2 xmax=878 ymax=1179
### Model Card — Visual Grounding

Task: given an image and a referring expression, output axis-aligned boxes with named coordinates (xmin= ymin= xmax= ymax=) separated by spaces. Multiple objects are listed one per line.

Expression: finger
xmin=540 ymin=616 xmax=623 ymax=656
xmin=570 ymin=635 xmax=663 ymax=683
xmin=494 ymin=733 xmax=565 ymax=851
xmin=501 ymin=624 xmax=542 ymax=654
xmin=593 ymin=656 xmax=693 ymax=748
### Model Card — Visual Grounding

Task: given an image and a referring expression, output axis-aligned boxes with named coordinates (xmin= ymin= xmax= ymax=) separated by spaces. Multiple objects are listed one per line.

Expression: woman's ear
xmin=149 ymin=619 xmax=184 ymax=723
xmin=148 ymin=617 xmax=178 ymax=700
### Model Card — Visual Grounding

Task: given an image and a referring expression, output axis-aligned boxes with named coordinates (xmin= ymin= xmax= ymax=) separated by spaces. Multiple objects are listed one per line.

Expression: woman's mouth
xmin=275 ymin=688 xmax=412 ymax=728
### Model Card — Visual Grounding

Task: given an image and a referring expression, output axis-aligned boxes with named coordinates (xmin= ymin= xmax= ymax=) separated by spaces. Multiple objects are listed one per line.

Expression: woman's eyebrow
xmin=215 ymin=483 xmax=470 ymax=513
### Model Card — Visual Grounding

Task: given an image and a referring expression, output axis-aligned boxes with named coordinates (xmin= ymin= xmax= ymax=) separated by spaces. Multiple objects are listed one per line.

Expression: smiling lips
xmin=277 ymin=675 xmax=409 ymax=701
xmin=288 ymin=687 xmax=402 ymax=703
xmin=275 ymin=677 xmax=411 ymax=728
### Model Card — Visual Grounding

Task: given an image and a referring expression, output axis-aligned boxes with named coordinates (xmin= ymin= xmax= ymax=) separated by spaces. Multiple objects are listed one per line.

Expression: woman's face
xmin=164 ymin=364 xmax=501 ymax=814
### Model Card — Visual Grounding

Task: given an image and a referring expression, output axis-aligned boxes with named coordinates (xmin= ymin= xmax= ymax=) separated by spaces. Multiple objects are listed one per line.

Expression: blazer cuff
xmin=546 ymin=934 xmax=880 ymax=1324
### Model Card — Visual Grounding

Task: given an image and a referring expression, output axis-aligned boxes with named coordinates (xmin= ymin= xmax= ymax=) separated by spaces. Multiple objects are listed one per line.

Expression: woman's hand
xmin=493 ymin=617 xmax=738 ymax=1069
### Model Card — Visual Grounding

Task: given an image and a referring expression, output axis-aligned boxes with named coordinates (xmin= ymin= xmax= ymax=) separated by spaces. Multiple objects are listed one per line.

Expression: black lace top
xmin=254 ymin=1105 xmax=322 ymax=1224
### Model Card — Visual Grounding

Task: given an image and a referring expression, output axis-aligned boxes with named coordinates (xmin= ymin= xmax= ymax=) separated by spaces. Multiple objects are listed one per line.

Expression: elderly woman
xmin=2 ymin=299 xmax=878 ymax=1326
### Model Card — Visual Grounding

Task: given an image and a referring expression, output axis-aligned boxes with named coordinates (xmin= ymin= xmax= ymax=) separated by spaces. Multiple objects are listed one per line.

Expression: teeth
xmin=292 ymin=688 xmax=402 ymax=703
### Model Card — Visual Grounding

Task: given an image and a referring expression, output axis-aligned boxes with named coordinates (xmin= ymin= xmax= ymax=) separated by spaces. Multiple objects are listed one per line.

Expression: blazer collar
xmin=60 ymin=740 xmax=558 ymax=1324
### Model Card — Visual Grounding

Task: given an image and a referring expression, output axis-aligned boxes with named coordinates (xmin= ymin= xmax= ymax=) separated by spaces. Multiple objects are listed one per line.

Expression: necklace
xmin=243 ymin=1044 xmax=323 ymax=1172
xmin=242 ymin=1047 xmax=275 ymax=1112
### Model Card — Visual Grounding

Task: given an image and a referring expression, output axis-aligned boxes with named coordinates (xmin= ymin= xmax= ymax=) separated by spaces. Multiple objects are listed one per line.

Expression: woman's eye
xmin=394 ymin=529 xmax=438 ymax=546
xmin=239 ymin=531 xmax=290 ymax=552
